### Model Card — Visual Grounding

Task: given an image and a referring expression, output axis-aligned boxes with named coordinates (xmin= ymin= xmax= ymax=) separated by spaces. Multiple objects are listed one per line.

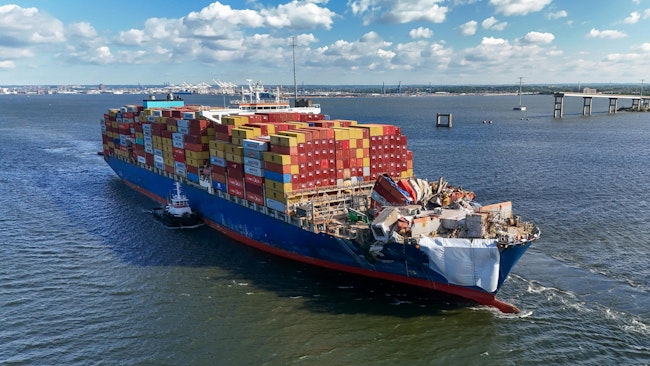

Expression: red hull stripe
xmin=124 ymin=179 xmax=519 ymax=313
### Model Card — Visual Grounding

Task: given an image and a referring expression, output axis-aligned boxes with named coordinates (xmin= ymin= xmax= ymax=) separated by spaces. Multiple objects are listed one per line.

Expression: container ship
xmin=100 ymin=93 xmax=540 ymax=313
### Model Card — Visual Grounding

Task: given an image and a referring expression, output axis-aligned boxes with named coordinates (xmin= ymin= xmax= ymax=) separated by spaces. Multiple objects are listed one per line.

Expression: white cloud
xmin=547 ymin=10 xmax=567 ymax=20
xmin=0 ymin=60 xmax=16 ymax=69
xmin=623 ymin=11 xmax=641 ymax=24
xmin=66 ymin=22 xmax=97 ymax=39
xmin=117 ymin=29 xmax=149 ymax=46
xmin=0 ymin=4 xmax=65 ymax=45
xmin=587 ymin=28 xmax=627 ymax=39
xmin=523 ymin=31 xmax=554 ymax=44
xmin=349 ymin=0 xmax=448 ymax=24
xmin=459 ymin=20 xmax=478 ymax=36
xmin=261 ymin=0 xmax=336 ymax=30
xmin=409 ymin=27 xmax=433 ymax=39
xmin=639 ymin=43 xmax=650 ymax=52
xmin=482 ymin=16 xmax=507 ymax=30
xmin=605 ymin=53 xmax=641 ymax=62
xmin=489 ymin=0 xmax=553 ymax=16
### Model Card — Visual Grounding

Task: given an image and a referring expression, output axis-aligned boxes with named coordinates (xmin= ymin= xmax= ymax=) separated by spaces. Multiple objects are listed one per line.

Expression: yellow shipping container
xmin=226 ymin=144 xmax=244 ymax=156
xmin=201 ymin=135 xmax=212 ymax=144
xmin=363 ymin=157 xmax=371 ymax=167
xmin=349 ymin=139 xmax=357 ymax=149
xmin=264 ymin=188 xmax=287 ymax=203
xmin=231 ymin=137 xmax=243 ymax=146
xmin=222 ymin=115 xmax=248 ymax=126
xmin=153 ymin=135 xmax=162 ymax=145
xmin=355 ymin=148 xmax=364 ymax=159
xmin=186 ymin=158 xmax=207 ymax=167
xmin=166 ymin=125 xmax=178 ymax=132
xmin=279 ymin=131 xmax=306 ymax=143
xmin=263 ymin=152 xmax=293 ymax=165
xmin=285 ymin=122 xmax=309 ymax=129
xmin=264 ymin=178 xmax=293 ymax=194
xmin=358 ymin=124 xmax=384 ymax=137
xmin=209 ymin=140 xmax=229 ymax=151
xmin=186 ymin=150 xmax=210 ymax=160
xmin=270 ymin=134 xmax=297 ymax=147
xmin=162 ymin=144 xmax=173 ymax=153
xmin=362 ymin=138 xmax=370 ymax=148
xmin=162 ymin=137 xmax=172 ymax=146
xmin=232 ymin=127 xmax=261 ymax=139
xmin=333 ymin=128 xmax=350 ymax=141
xmin=135 ymin=132 xmax=144 ymax=139
xmin=401 ymin=169 xmax=413 ymax=178
xmin=225 ymin=153 xmax=244 ymax=164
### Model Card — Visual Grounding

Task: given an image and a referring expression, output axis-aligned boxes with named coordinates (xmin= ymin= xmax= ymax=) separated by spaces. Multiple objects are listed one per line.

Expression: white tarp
xmin=418 ymin=237 xmax=500 ymax=292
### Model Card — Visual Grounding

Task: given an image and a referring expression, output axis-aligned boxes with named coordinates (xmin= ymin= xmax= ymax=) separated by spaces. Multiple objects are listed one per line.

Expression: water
xmin=0 ymin=94 xmax=648 ymax=365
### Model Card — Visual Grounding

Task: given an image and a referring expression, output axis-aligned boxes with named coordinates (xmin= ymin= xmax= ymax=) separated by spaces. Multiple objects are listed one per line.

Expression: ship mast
xmin=291 ymin=36 xmax=298 ymax=102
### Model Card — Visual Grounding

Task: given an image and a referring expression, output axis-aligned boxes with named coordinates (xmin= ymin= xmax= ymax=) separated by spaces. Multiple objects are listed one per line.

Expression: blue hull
xmin=107 ymin=156 xmax=532 ymax=312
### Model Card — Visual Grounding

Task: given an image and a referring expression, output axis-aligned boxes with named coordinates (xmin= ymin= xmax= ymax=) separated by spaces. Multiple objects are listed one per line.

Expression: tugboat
xmin=151 ymin=182 xmax=203 ymax=229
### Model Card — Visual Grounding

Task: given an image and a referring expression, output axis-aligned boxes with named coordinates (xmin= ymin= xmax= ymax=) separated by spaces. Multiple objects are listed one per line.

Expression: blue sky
xmin=1 ymin=0 xmax=649 ymax=86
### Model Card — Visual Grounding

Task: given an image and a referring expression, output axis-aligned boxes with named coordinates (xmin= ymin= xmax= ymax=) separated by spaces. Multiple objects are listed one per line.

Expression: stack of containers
xmin=102 ymin=105 xmax=414 ymax=215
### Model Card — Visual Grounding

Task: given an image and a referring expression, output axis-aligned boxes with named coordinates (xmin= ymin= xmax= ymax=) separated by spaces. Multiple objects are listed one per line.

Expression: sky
xmin=0 ymin=0 xmax=649 ymax=86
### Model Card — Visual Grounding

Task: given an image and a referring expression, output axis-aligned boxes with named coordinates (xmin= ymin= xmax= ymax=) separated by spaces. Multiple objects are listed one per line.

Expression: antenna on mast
xmin=291 ymin=36 xmax=297 ymax=101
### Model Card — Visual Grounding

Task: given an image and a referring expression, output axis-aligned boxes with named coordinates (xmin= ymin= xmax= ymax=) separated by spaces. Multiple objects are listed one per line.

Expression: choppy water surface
xmin=0 ymin=94 xmax=648 ymax=365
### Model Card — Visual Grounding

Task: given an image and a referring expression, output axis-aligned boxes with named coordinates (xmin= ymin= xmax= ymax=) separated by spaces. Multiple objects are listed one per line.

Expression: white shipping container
xmin=144 ymin=146 xmax=153 ymax=154
xmin=211 ymin=157 xmax=227 ymax=167
xmin=243 ymin=157 xmax=263 ymax=168
xmin=174 ymin=161 xmax=186 ymax=171
xmin=242 ymin=139 xmax=268 ymax=151
xmin=183 ymin=112 xmax=196 ymax=120
xmin=142 ymin=123 xmax=152 ymax=132
xmin=137 ymin=155 xmax=147 ymax=164
xmin=154 ymin=155 xmax=164 ymax=164
xmin=172 ymin=140 xmax=184 ymax=149
xmin=153 ymin=148 xmax=163 ymax=156
xmin=172 ymin=132 xmax=184 ymax=142
xmin=266 ymin=198 xmax=286 ymax=212
xmin=244 ymin=165 xmax=264 ymax=177
xmin=176 ymin=119 xmax=189 ymax=128
xmin=152 ymin=110 xmax=163 ymax=117
xmin=177 ymin=126 xmax=190 ymax=135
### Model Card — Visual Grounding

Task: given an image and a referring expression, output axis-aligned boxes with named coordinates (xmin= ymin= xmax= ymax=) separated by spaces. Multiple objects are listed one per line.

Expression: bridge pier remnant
xmin=553 ymin=94 xmax=564 ymax=118
xmin=608 ymin=98 xmax=618 ymax=114
xmin=436 ymin=113 xmax=452 ymax=128
xmin=582 ymin=97 xmax=592 ymax=116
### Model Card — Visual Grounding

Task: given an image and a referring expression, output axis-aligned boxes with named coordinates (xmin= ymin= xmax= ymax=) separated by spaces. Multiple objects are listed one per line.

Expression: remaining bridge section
xmin=553 ymin=92 xmax=648 ymax=118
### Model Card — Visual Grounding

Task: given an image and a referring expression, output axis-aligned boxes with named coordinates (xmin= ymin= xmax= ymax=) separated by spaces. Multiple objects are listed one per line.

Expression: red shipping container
xmin=244 ymin=173 xmax=264 ymax=186
xmin=227 ymin=176 xmax=244 ymax=189
xmin=228 ymin=185 xmax=245 ymax=199
xmin=212 ymin=165 xmax=226 ymax=175
xmin=212 ymin=172 xmax=226 ymax=183
xmin=245 ymin=181 xmax=264 ymax=196
xmin=246 ymin=191 xmax=265 ymax=205
xmin=187 ymin=165 xmax=199 ymax=175
xmin=228 ymin=168 xmax=244 ymax=180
